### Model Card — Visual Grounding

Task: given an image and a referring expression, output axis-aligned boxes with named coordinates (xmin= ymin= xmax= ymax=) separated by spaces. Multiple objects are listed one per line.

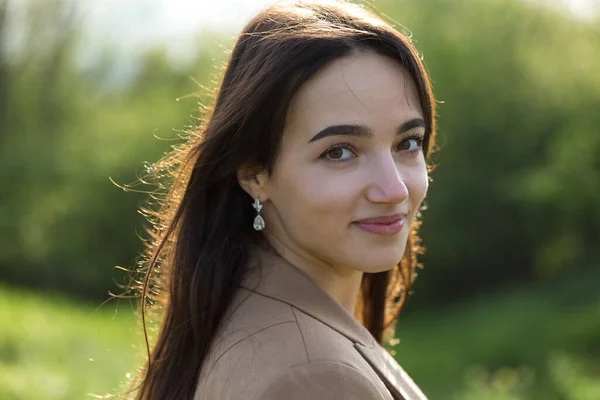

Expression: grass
xmin=0 ymin=287 xmax=143 ymax=399
xmin=1 ymin=267 xmax=599 ymax=399
xmin=392 ymin=267 xmax=600 ymax=399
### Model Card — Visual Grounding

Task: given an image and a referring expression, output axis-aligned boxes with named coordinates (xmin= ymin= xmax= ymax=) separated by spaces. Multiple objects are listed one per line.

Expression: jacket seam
xmin=205 ymin=319 xmax=296 ymax=377
xmin=291 ymin=307 xmax=310 ymax=363
xmin=244 ymin=289 xmax=375 ymax=349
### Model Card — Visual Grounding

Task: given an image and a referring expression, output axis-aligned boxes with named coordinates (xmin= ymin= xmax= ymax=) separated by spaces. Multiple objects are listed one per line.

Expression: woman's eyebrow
xmin=308 ymin=125 xmax=371 ymax=143
xmin=398 ymin=118 xmax=426 ymax=134
xmin=308 ymin=118 xmax=426 ymax=144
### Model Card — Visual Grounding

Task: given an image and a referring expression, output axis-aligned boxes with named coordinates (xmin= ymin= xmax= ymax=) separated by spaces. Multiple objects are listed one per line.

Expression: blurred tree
xmin=0 ymin=0 xmax=223 ymax=299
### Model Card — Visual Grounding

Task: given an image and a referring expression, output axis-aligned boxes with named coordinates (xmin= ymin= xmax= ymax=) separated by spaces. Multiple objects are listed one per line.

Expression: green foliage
xmin=452 ymin=353 xmax=600 ymax=400
xmin=0 ymin=284 xmax=142 ymax=399
xmin=0 ymin=0 xmax=227 ymax=298
xmin=548 ymin=352 xmax=600 ymax=400
xmin=391 ymin=267 xmax=600 ymax=399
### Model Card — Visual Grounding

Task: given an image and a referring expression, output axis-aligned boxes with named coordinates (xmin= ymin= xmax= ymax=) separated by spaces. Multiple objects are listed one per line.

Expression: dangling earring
xmin=252 ymin=198 xmax=265 ymax=231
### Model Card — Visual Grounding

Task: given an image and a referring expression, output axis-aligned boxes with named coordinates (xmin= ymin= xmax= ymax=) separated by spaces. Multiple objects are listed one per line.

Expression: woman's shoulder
xmin=200 ymin=287 xmax=363 ymax=371
xmin=194 ymin=289 xmax=383 ymax=399
xmin=194 ymin=289 xmax=304 ymax=397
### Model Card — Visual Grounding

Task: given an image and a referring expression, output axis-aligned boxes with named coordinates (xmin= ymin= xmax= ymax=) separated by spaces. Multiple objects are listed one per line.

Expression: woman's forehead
xmin=284 ymin=51 xmax=424 ymax=140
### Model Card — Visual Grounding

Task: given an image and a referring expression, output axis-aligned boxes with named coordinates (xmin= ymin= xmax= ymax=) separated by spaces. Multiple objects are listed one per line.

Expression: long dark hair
xmin=131 ymin=1 xmax=437 ymax=398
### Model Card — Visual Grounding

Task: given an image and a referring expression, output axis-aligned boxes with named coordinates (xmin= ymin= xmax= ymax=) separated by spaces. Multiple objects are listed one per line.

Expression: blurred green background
xmin=1 ymin=0 xmax=599 ymax=398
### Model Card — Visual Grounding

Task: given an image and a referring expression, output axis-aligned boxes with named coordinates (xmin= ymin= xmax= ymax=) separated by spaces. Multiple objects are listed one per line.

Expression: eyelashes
xmin=319 ymin=143 xmax=358 ymax=162
xmin=397 ymin=133 xmax=425 ymax=152
xmin=318 ymin=134 xmax=425 ymax=162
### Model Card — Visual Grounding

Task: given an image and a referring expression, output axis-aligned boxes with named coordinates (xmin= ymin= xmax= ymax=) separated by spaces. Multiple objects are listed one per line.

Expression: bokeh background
xmin=1 ymin=0 xmax=599 ymax=398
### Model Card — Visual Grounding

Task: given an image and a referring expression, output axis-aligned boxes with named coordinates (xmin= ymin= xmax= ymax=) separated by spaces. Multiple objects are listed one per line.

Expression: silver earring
xmin=252 ymin=198 xmax=265 ymax=231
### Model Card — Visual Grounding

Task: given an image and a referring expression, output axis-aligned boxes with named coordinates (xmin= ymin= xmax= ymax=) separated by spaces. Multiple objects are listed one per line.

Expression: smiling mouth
xmin=353 ymin=214 xmax=406 ymax=235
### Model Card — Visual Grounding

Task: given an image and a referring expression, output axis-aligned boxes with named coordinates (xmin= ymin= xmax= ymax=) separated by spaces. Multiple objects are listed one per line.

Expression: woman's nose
xmin=365 ymin=154 xmax=409 ymax=204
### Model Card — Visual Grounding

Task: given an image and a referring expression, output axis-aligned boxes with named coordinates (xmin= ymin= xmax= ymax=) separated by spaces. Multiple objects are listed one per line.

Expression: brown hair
xmin=132 ymin=1 xmax=436 ymax=398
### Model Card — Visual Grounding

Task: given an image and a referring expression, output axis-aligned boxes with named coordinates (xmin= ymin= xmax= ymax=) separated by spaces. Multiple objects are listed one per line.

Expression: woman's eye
xmin=397 ymin=137 xmax=423 ymax=153
xmin=323 ymin=146 xmax=355 ymax=161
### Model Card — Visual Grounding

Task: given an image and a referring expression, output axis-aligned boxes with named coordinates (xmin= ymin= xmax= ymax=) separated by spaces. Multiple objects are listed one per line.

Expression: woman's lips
xmin=353 ymin=214 xmax=406 ymax=235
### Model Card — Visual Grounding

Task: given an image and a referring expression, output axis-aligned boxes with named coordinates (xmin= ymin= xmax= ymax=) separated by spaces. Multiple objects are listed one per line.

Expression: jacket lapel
xmin=242 ymin=245 xmax=428 ymax=400
xmin=354 ymin=343 xmax=428 ymax=400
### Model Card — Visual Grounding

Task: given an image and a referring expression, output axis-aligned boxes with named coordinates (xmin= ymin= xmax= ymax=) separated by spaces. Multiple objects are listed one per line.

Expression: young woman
xmin=133 ymin=1 xmax=436 ymax=399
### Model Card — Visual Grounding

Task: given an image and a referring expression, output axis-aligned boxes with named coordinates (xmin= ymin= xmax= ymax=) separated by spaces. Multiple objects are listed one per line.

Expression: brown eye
xmin=319 ymin=144 xmax=356 ymax=162
xmin=328 ymin=148 xmax=344 ymax=159
xmin=396 ymin=136 xmax=424 ymax=153
xmin=396 ymin=140 xmax=411 ymax=150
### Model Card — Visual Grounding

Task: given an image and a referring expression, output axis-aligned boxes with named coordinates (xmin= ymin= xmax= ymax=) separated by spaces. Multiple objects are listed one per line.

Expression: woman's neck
xmin=264 ymin=234 xmax=364 ymax=315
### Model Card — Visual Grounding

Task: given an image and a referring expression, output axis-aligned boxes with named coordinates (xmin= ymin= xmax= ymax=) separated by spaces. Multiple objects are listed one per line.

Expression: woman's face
xmin=262 ymin=50 xmax=428 ymax=274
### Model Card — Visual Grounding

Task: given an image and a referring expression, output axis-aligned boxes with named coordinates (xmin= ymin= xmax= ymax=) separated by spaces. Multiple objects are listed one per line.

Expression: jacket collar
xmin=240 ymin=245 xmax=428 ymax=400
xmin=241 ymin=245 xmax=376 ymax=349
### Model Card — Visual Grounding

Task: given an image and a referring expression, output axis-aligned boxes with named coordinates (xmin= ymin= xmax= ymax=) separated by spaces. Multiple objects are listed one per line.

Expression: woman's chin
xmin=347 ymin=248 xmax=406 ymax=274
xmin=363 ymin=262 xmax=402 ymax=274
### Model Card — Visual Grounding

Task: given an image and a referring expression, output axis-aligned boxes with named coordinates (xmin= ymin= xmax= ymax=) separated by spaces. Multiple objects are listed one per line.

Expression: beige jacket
xmin=194 ymin=246 xmax=428 ymax=400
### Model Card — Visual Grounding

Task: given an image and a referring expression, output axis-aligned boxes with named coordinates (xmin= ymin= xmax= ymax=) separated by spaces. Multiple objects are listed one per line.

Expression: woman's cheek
xmin=310 ymin=172 xmax=361 ymax=210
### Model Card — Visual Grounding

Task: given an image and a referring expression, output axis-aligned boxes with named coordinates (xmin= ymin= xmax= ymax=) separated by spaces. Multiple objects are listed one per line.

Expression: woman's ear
xmin=236 ymin=165 xmax=270 ymax=202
